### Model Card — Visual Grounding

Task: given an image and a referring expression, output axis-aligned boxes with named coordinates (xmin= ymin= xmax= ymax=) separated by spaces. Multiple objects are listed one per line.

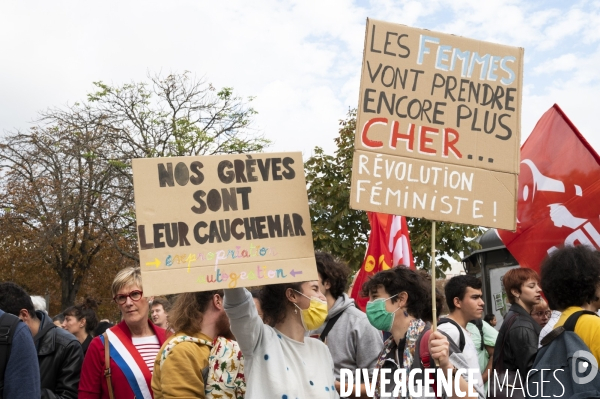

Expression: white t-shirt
xmin=438 ymin=321 xmax=484 ymax=394
xmin=224 ymin=288 xmax=339 ymax=399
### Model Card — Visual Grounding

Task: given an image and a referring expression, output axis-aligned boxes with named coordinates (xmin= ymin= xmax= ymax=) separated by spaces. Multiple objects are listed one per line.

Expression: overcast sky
xmin=1 ymin=0 xmax=598 ymax=158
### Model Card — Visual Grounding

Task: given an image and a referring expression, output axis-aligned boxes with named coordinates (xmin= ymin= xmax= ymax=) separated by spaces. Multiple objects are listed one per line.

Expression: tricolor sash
xmin=101 ymin=327 xmax=153 ymax=399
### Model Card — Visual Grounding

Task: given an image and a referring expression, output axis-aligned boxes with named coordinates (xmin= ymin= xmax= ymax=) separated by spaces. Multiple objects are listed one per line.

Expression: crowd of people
xmin=1 ymin=244 xmax=600 ymax=398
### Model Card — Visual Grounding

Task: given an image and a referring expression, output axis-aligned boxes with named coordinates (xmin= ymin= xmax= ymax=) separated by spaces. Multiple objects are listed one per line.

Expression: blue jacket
xmin=0 ymin=308 xmax=41 ymax=399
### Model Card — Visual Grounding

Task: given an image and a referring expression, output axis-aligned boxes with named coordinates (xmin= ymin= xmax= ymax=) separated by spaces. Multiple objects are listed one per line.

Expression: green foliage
xmin=305 ymin=109 xmax=483 ymax=275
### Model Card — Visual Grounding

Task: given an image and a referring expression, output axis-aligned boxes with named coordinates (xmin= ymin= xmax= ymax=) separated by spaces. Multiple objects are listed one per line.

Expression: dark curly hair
xmin=541 ymin=245 xmax=600 ymax=311
xmin=445 ymin=275 xmax=482 ymax=311
xmin=63 ymin=298 xmax=99 ymax=335
xmin=259 ymin=282 xmax=303 ymax=327
xmin=169 ymin=290 xmax=223 ymax=335
xmin=315 ymin=251 xmax=351 ymax=298
xmin=0 ymin=282 xmax=35 ymax=318
xmin=360 ymin=267 xmax=432 ymax=321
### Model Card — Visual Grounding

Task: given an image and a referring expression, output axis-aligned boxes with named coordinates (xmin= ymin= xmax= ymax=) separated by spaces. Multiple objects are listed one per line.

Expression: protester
xmin=53 ymin=313 xmax=65 ymax=328
xmin=150 ymin=296 xmax=171 ymax=330
xmin=529 ymin=297 xmax=551 ymax=328
xmin=538 ymin=309 xmax=561 ymax=346
xmin=310 ymin=251 xmax=382 ymax=397
xmin=361 ymin=267 xmax=479 ymax=398
xmin=466 ymin=318 xmax=498 ymax=396
xmin=0 ymin=307 xmax=41 ymax=398
xmin=483 ymin=313 xmax=496 ymax=327
xmin=492 ymin=268 xmax=542 ymax=381
xmin=79 ymin=267 xmax=166 ymax=399
xmin=152 ymin=290 xmax=245 ymax=399
xmin=438 ymin=275 xmax=485 ymax=398
xmin=224 ymin=282 xmax=338 ymax=398
xmin=0 ymin=282 xmax=83 ymax=399
xmin=62 ymin=298 xmax=99 ymax=355
xmin=540 ymin=245 xmax=600 ymax=363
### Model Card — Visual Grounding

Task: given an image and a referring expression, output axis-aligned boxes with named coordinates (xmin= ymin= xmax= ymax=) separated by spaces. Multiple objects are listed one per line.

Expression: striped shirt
xmin=132 ymin=335 xmax=161 ymax=373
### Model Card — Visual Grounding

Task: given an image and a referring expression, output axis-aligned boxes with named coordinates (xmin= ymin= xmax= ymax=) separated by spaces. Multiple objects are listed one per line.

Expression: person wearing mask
xmin=362 ymin=267 xmax=479 ymax=399
xmin=0 ymin=282 xmax=83 ymax=399
xmin=224 ymin=281 xmax=338 ymax=398
xmin=492 ymin=268 xmax=542 ymax=390
xmin=540 ymin=245 xmax=600 ymax=363
xmin=311 ymin=251 xmax=382 ymax=397
xmin=79 ymin=267 xmax=166 ymax=399
xmin=152 ymin=290 xmax=244 ymax=398
xmin=62 ymin=299 xmax=99 ymax=355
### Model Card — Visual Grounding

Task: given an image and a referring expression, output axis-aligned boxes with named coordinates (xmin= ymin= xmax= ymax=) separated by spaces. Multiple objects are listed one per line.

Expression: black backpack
xmin=468 ymin=319 xmax=485 ymax=351
xmin=0 ymin=312 xmax=21 ymax=399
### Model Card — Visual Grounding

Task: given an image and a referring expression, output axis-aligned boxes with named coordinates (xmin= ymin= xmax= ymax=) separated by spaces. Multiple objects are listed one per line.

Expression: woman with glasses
xmin=79 ymin=267 xmax=167 ymax=399
xmin=529 ymin=298 xmax=551 ymax=328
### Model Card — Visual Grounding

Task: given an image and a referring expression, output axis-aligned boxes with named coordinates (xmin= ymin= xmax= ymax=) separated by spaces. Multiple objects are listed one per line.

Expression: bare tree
xmin=0 ymin=72 xmax=269 ymax=308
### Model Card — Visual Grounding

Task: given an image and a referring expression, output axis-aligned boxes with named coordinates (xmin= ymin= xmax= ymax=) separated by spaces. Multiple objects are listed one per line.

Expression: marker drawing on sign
xmin=145 ymin=258 xmax=161 ymax=268
xmin=290 ymin=269 xmax=303 ymax=277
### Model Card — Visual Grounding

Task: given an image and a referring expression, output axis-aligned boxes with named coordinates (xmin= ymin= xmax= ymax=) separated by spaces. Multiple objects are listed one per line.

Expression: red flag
xmin=350 ymin=212 xmax=414 ymax=311
xmin=498 ymin=104 xmax=600 ymax=274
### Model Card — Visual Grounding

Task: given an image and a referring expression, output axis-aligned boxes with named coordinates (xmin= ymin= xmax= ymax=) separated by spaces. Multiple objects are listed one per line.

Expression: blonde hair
xmin=111 ymin=267 xmax=143 ymax=297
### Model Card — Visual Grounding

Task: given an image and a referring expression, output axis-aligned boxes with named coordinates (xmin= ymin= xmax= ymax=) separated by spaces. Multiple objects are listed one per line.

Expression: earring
xmin=403 ymin=310 xmax=409 ymax=317
xmin=294 ymin=308 xmax=298 ymax=314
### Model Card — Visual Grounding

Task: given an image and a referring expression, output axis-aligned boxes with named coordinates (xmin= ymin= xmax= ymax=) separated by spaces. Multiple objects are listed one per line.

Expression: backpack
xmin=527 ymin=310 xmax=600 ymax=399
xmin=468 ymin=319 xmax=485 ymax=351
xmin=159 ymin=335 xmax=245 ymax=399
xmin=412 ymin=321 xmax=465 ymax=399
xmin=0 ymin=312 xmax=21 ymax=399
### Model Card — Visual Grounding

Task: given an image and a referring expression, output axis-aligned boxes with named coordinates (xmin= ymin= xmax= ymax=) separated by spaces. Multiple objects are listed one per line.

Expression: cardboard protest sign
xmin=350 ymin=19 xmax=523 ymax=230
xmin=132 ymin=152 xmax=317 ymax=296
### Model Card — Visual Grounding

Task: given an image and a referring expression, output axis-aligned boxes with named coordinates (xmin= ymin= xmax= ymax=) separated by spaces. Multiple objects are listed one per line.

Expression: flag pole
xmin=431 ymin=220 xmax=437 ymax=332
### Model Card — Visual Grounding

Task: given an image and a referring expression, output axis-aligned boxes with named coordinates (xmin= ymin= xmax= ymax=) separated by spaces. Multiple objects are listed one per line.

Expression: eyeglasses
xmin=113 ymin=290 xmax=143 ymax=305
xmin=530 ymin=310 xmax=552 ymax=318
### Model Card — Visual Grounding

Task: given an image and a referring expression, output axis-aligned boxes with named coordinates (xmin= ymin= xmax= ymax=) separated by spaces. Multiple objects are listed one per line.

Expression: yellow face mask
xmin=293 ymin=290 xmax=328 ymax=331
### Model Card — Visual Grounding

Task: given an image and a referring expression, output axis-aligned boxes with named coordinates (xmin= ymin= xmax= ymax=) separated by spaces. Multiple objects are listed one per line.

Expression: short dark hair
xmin=444 ymin=275 xmax=482 ymax=312
xmin=259 ymin=282 xmax=303 ymax=326
xmin=151 ymin=297 xmax=172 ymax=313
xmin=541 ymin=245 xmax=600 ymax=311
xmin=484 ymin=313 xmax=496 ymax=324
xmin=360 ymin=267 xmax=432 ymax=321
xmin=315 ymin=252 xmax=351 ymax=298
xmin=0 ymin=282 xmax=36 ymax=318
xmin=63 ymin=298 xmax=99 ymax=335
xmin=503 ymin=268 xmax=540 ymax=304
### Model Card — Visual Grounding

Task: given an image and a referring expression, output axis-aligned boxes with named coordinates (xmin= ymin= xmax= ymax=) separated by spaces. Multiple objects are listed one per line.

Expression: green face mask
xmin=366 ymin=294 xmax=400 ymax=332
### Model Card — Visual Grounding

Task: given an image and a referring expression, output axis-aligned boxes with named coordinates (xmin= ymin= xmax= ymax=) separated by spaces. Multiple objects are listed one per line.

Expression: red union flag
xmin=351 ymin=212 xmax=415 ymax=311
xmin=498 ymin=104 xmax=600 ymax=273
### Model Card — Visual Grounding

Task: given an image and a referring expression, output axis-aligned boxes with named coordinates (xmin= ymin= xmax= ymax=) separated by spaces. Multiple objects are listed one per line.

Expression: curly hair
xmin=63 ymin=298 xmax=99 ymax=335
xmin=503 ymin=268 xmax=540 ymax=304
xmin=259 ymin=282 xmax=303 ymax=327
xmin=315 ymin=252 xmax=351 ymax=298
xmin=169 ymin=290 xmax=223 ymax=335
xmin=360 ymin=267 xmax=432 ymax=321
xmin=541 ymin=245 xmax=600 ymax=311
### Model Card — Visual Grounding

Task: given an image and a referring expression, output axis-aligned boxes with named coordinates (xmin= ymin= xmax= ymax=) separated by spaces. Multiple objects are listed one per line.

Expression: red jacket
xmin=78 ymin=320 xmax=166 ymax=399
